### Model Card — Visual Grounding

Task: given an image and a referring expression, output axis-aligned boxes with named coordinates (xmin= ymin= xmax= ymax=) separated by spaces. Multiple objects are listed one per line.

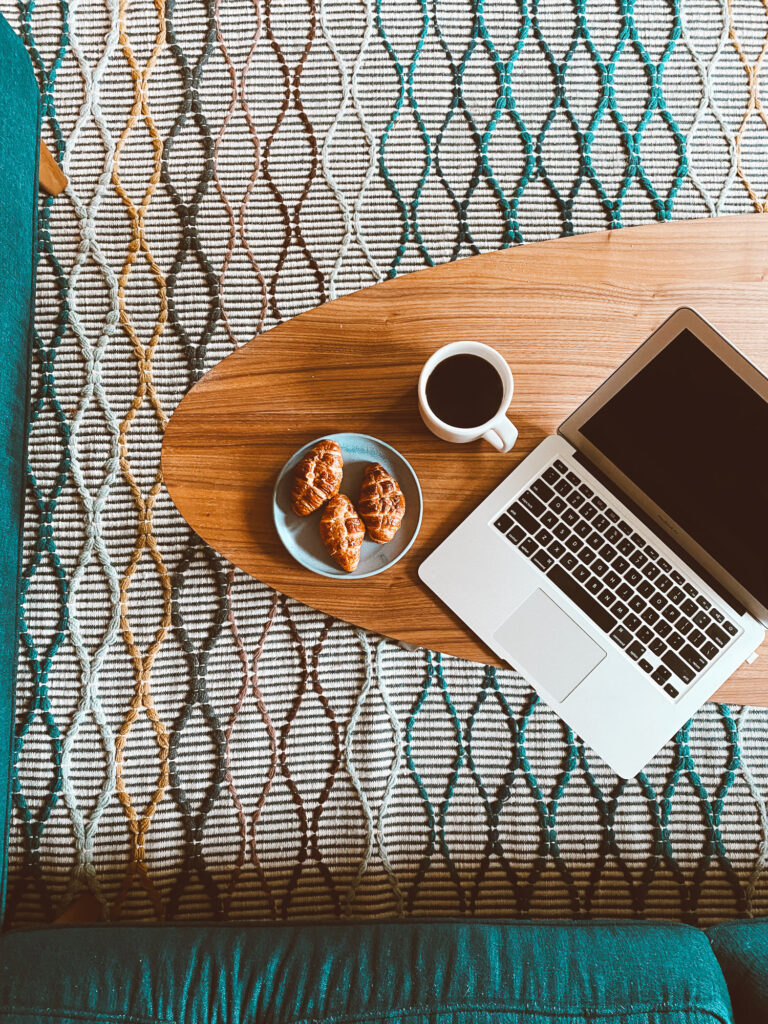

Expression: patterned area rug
xmin=6 ymin=0 xmax=768 ymax=926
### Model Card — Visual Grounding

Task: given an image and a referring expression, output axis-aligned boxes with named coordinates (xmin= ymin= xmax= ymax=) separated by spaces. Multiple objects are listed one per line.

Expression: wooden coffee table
xmin=162 ymin=214 xmax=768 ymax=705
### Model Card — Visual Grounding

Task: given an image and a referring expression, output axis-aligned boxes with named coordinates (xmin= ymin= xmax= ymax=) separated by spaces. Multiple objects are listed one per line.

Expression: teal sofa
xmin=2 ymin=12 xmax=768 ymax=1024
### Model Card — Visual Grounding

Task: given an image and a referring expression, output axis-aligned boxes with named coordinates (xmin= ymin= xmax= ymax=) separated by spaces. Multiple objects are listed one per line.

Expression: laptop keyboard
xmin=493 ymin=458 xmax=740 ymax=701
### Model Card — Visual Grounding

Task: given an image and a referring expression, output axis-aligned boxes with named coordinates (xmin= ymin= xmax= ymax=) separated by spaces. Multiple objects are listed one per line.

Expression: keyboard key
xmin=630 ymin=532 xmax=645 ymax=547
xmin=532 ymin=479 xmax=555 ymax=503
xmin=651 ymin=593 xmax=666 ymax=610
xmin=663 ymin=605 xmax=680 ymax=623
xmin=566 ymin=471 xmax=580 ymax=485
xmin=680 ymin=644 xmax=707 ymax=674
xmin=587 ymin=531 xmax=603 ymax=549
xmin=581 ymin=503 xmax=597 ymax=521
xmin=563 ymin=508 xmax=578 ymax=526
xmin=543 ymin=466 xmax=560 ymax=485
xmin=693 ymin=611 xmax=709 ymax=629
xmin=671 ymin=570 xmax=684 ymax=585
xmin=617 ymin=583 xmax=632 ymax=601
xmin=507 ymin=525 xmax=525 ymax=545
xmin=643 ymin=564 xmax=660 ymax=581
xmin=668 ymin=586 xmax=684 ymax=604
xmin=593 ymin=515 xmax=609 ymax=532
xmin=613 ymin=556 xmax=630 ymax=574
xmin=658 ymin=557 xmax=672 ymax=572
xmin=656 ymin=620 xmax=671 ymax=638
xmin=639 ymin=658 xmax=653 ymax=673
xmin=587 ymin=577 xmax=602 ymax=595
xmin=555 ymin=479 xmax=572 ymax=497
xmin=604 ymin=571 xmax=621 ymax=589
xmin=638 ymin=581 xmax=654 ymax=598
xmin=574 ymin=564 xmax=590 ymax=583
xmin=618 ymin=519 xmax=631 ymax=534
xmin=605 ymin=526 xmax=622 ymax=545
xmin=677 ymin=618 xmax=693 ymax=636
xmin=575 ymin=521 xmax=591 ymax=538
xmin=688 ymin=628 xmax=706 ymax=648
xmin=548 ymin=565 xmax=617 ymax=633
xmin=627 ymin=640 xmax=645 ymax=661
xmin=652 ymin=665 xmax=671 ymax=685
xmin=611 ymin=625 xmax=632 ymax=648
xmin=593 ymin=495 xmax=607 ymax=510
xmin=605 ymin=509 xmax=619 ymax=523
xmin=532 ymin=550 xmax=554 ymax=572
xmin=724 ymin=620 xmax=738 ymax=636
xmin=592 ymin=559 xmax=609 ymax=577
xmin=520 ymin=537 xmax=538 ymax=557
xmin=553 ymin=459 xmax=567 ymax=473
xmin=629 ymin=595 xmax=645 ymax=613
xmin=681 ymin=599 xmax=697 ymax=618
xmin=668 ymin=631 xmax=684 ymax=650
xmin=549 ymin=540 xmax=566 ymax=559
xmin=701 ymin=641 xmax=718 ymax=660
xmin=581 ymin=549 xmax=596 ymax=565
xmin=624 ymin=613 xmax=642 ymax=632
xmin=625 ymin=568 xmax=642 ymax=586
xmin=542 ymin=510 xmax=558 ymax=530
xmin=551 ymin=497 xmax=567 ymax=514
xmin=710 ymin=608 xmax=724 ymax=623
xmin=663 ymin=650 xmax=695 ymax=684
xmin=579 ymin=483 xmax=593 ymax=497
xmin=535 ymin=528 xmax=553 ymax=546
xmin=656 ymin=575 xmax=672 ymax=593
xmin=566 ymin=536 xmax=583 ymax=553
xmin=645 ymin=545 xmax=659 ymax=560
xmin=696 ymin=595 xmax=711 ymax=610
xmin=630 ymin=550 xmax=648 ymax=569
xmin=612 ymin=601 xmax=629 ymax=619
xmin=520 ymin=490 xmax=546 ymax=516
xmin=684 ymin=583 xmax=697 ymax=598
xmin=642 ymin=608 xmax=659 ymax=626
xmin=555 ymin=523 xmax=569 ymax=541
xmin=650 ymin=638 xmax=665 ymax=656
xmin=600 ymin=544 xmax=617 ymax=562
xmin=707 ymin=623 xmax=729 ymax=648
xmin=599 ymin=590 xmax=615 ymax=608
xmin=510 ymin=503 xmax=539 ymax=534
xmin=495 ymin=513 xmax=513 ymax=533
xmin=637 ymin=626 xmax=653 ymax=645
xmin=568 ymin=491 xmax=585 ymax=509
xmin=664 ymin=683 xmax=679 ymax=698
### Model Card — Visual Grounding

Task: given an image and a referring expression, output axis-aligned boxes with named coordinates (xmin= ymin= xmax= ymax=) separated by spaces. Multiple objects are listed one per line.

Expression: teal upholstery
xmin=707 ymin=919 xmax=768 ymax=1024
xmin=0 ymin=13 xmax=40 ymax=924
xmin=0 ymin=920 xmax=735 ymax=1024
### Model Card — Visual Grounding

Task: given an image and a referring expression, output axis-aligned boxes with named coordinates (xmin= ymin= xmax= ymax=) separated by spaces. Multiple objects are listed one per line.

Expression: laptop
xmin=418 ymin=308 xmax=767 ymax=777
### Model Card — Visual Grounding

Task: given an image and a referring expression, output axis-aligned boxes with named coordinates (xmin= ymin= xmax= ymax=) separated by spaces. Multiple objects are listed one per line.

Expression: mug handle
xmin=482 ymin=417 xmax=518 ymax=453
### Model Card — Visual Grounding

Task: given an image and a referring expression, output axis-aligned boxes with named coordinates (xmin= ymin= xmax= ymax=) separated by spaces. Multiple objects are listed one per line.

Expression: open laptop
xmin=418 ymin=308 xmax=767 ymax=777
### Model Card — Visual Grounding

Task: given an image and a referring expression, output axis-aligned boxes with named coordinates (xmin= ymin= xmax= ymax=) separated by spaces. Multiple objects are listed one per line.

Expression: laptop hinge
xmin=571 ymin=450 xmax=747 ymax=616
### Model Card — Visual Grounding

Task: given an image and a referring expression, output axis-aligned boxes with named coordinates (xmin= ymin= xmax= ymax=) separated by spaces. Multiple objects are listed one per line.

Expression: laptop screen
xmin=580 ymin=328 xmax=768 ymax=608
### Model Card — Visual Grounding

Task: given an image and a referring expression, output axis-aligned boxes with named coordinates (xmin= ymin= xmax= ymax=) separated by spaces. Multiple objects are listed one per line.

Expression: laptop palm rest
xmin=493 ymin=589 xmax=606 ymax=703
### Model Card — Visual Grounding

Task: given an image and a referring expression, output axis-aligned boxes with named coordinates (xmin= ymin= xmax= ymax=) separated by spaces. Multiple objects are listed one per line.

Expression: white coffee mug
xmin=418 ymin=341 xmax=518 ymax=452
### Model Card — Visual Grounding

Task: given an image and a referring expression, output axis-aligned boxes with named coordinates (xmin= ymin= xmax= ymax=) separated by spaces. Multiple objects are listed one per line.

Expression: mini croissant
xmin=357 ymin=463 xmax=406 ymax=543
xmin=319 ymin=494 xmax=365 ymax=572
xmin=291 ymin=439 xmax=343 ymax=516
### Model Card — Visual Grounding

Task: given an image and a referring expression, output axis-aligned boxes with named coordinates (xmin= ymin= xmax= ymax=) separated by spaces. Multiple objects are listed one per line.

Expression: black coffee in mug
xmin=425 ymin=353 xmax=504 ymax=428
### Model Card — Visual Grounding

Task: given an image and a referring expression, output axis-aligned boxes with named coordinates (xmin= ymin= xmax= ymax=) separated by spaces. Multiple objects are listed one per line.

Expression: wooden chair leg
xmin=38 ymin=137 xmax=66 ymax=196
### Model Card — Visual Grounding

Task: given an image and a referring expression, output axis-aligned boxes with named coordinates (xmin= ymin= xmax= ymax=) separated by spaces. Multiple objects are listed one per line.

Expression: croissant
xmin=319 ymin=494 xmax=366 ymax=572
xmin=291 ymin=439 xmax=343 ymax=516
xmin=357 ymin=463 xmax=406 ymax=543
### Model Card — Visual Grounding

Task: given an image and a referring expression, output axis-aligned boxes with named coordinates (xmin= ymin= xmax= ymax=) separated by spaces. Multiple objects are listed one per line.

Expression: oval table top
xmin=162 ymin=213 xmax=768 ymax=705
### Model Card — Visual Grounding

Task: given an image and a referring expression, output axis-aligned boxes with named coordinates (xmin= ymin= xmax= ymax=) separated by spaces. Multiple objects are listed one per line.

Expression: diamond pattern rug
xmin=5 ymin=0 xmax=768 ymax=926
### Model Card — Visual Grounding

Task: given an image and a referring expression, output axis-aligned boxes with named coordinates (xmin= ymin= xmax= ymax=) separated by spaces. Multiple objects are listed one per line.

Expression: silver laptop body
xmin=419 ymin=308 xmax=766 ymax=777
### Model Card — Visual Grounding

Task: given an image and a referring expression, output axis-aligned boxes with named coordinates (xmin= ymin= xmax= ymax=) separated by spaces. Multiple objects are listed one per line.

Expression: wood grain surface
xmin=162 ymin=214 xmax=768 ymax=705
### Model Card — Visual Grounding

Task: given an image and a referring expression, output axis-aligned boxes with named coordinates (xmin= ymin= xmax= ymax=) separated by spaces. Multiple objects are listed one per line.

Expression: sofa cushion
xmin=708 ymin=918 xmax=768 ymax=1023
xmin=0 ymin=12 xmax=40 ymax=924
xmin=0 ymin=920 xmax=733 ymax=1023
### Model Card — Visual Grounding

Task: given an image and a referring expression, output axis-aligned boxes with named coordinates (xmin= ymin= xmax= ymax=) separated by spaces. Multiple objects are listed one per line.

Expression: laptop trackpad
xmin=493 ymin=589 xmax=606 ymax=703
